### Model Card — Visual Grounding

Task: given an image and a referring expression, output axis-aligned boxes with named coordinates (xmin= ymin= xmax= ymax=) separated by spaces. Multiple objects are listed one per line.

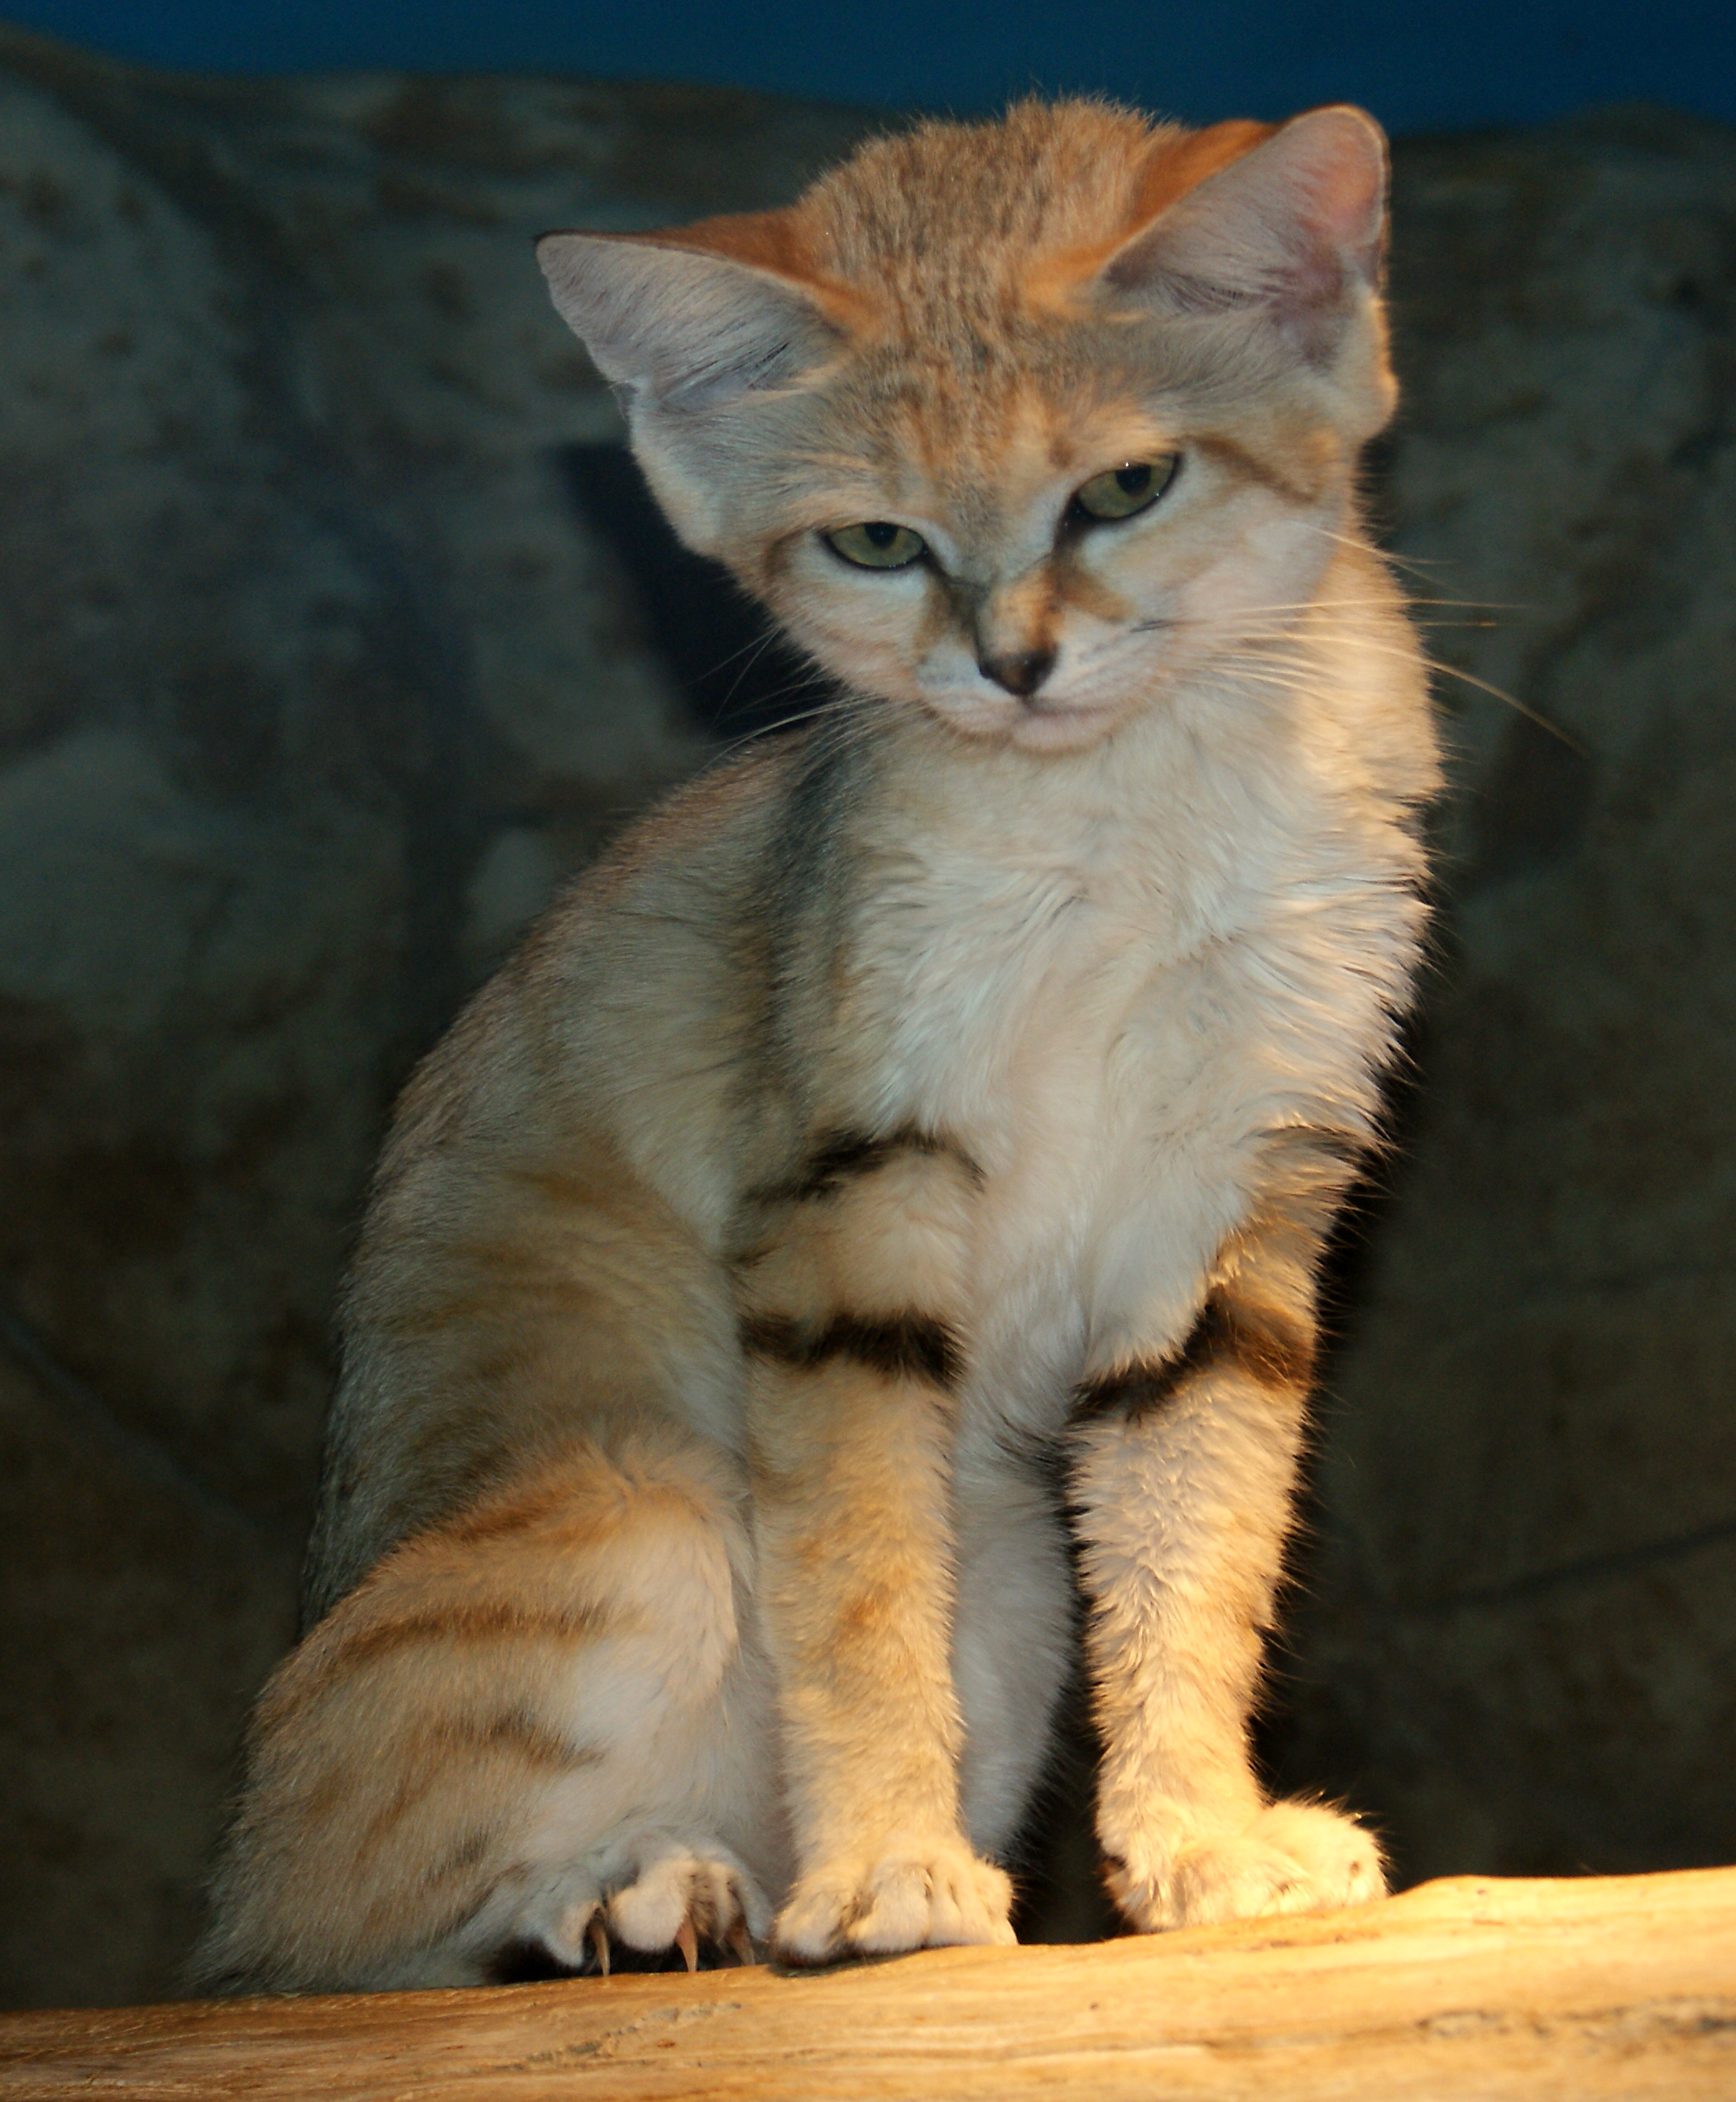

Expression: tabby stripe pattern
xmin=1073 ymin=1289 xmax=1316 ymax=1423
xmin=741 ymin=1310 xmax=964 ymax=1390
xmin=753 ymin=1125 xmax=983 ymax=1207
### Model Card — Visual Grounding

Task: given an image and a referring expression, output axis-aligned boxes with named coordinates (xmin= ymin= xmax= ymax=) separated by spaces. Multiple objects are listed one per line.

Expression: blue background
xmin=2 ymin=1 xmax=1734 ymax=134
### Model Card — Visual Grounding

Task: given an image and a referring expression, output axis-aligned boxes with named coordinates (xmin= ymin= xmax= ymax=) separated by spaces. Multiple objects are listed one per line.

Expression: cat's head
xmin=540 ymin=100 xmax=1393 ymax=756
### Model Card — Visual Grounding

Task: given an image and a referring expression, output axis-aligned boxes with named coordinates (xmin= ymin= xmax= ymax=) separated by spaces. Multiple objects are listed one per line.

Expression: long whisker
xmin=703 ymin=634 xmax=823 ymax=732
xmin=1419 ymin=660 xmax=1585 ymax=752
xmin=1168 ymin=597 xmax=1519 ymax=626
xmin=1210 ymin=634 xmax=1584 ymax=754
xmin=712 ymin=682 xmax=838 ymax=745
xmin=1249 ymin=636 xmax=1582 ymax=751
xmin=710 ymin=685 xmax=881 ymax=764
xmin=706 ymin=666 xmax=830 ymax=736
xmin=1310 ymin=521 xmax=1466 ymax=589
xmin=696 ymin=625 xmax=787 ymax=688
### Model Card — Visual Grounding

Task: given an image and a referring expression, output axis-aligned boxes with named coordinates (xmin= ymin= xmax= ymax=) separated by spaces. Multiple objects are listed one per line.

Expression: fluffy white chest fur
xmin=802 ymin=613 xmax=1427 ymax=1447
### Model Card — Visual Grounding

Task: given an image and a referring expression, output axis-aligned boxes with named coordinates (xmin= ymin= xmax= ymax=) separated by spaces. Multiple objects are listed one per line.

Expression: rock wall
xmin=0 ymin=26 xmax=1729 ymax=2007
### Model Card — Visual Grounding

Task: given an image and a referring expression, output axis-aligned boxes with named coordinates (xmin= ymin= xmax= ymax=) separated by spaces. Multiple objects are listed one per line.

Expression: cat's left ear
xmin=1100 ymin=105 xmax=1389 ymax=363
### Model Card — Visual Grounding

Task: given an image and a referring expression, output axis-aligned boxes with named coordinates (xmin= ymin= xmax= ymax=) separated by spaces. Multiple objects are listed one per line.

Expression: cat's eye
xmin=1070 ymin=457 xmax=1180 ymax=524
xmin=825 ymin=521 xmax=928 ymax=570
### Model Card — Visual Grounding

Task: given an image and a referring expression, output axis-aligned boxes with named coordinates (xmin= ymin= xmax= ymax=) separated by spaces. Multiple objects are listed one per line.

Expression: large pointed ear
xmin=1099 ymin=106 xmax=1388 ymax=352
xmin=535 ymin=211 xmax=848 ymax=411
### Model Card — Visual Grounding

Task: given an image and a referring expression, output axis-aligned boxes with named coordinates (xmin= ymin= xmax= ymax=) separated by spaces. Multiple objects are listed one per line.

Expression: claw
xmin=726 ymin=1918 xmax=755 ymax=1967
xmin=674 ymin=1916 xmax=699 ymax=1974
xmin=587 ymin=1912 xmax=611 ymax=1978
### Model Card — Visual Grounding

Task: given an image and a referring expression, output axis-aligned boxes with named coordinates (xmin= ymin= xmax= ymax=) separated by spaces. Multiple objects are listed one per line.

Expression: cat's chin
xmin=919 ymin=694 xmax=1130 ymax=756
xmin=1008 ymin=701 xmax=1129 ymax=755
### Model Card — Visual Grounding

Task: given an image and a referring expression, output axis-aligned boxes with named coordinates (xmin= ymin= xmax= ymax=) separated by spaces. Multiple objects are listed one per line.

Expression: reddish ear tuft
xmin=636 ymin=208 xmax=813 ymax=277
xmin=1097 ymin=104 xmax=1390 ymax=324
xmin=1128 ymin=118 xmax=1278 ymax=229
xmin=535 ymin=227 xmax=843 ymax=408
xmin=626 ymin=205 xmax=879 ymax=334
xmin=1025 ymin=119 xmax=1276 ymax=311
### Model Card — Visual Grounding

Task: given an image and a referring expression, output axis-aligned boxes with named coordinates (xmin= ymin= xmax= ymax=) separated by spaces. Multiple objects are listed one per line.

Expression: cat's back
xmin=305 ymin=732 xmax=817 ymax=1608
xmin=383 ymin=731 xmax=813 ymax=1218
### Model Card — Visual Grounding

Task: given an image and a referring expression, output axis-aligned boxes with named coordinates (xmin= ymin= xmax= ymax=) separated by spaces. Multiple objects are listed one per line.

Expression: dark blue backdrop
xmin=3 ymin=1 xmax=1733 ymax=133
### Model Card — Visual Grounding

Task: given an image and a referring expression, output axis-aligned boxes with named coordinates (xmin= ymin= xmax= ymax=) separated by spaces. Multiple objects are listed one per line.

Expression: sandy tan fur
xmin=198 ymin=96 xmax=1438 ymax=1992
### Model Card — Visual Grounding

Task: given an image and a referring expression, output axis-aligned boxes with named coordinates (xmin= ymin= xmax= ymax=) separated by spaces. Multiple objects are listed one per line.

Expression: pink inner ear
xmin=1098 ymin=104 xmax=1388 ymax=320
xmin=1283 ymin=108 xmax=1388 ymax=277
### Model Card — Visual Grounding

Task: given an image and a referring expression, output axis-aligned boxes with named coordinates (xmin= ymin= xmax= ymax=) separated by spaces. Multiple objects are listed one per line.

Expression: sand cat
xmin=197 ymin=96 xmax=1437 ymax=1992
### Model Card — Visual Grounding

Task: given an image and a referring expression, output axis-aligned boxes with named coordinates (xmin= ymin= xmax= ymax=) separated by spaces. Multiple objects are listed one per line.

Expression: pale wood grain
xmin=2 ymin=1867 xmax=1734 ymax=2100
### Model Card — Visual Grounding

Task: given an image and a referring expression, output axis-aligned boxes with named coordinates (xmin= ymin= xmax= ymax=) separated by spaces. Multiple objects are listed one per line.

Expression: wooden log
xmin=2 ymin=1867 xmax=1734 ymax=2100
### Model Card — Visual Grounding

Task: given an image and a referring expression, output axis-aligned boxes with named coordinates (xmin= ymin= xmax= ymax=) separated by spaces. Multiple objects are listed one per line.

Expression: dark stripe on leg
xmin=1072 ymin=1290 xmax=1314 ymax=1423
xmin=1219 ymin=1293 xmax=1316 ymax=1391
xmin=751 ymin=1124 xmax=983 ymax=1207
xmin=741 ymin=1310 xmax=963 ymax=1389
xmin=309 ymin=1600 xmax=610 ymax=1685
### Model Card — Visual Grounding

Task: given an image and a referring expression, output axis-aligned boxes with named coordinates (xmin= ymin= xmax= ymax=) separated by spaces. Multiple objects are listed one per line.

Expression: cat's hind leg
xmin=196 ymin=1428 xmax=784 ymax=1992
xmin=470 ymin=1826 xmax=768 ymax=1980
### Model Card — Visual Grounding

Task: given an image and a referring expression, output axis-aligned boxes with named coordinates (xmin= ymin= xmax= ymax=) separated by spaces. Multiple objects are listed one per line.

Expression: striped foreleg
xmin=737 ymin=1130 xmax=1015 ymax=1962
xmin=1070 ymin=1177 xmax=1388 ymax=1930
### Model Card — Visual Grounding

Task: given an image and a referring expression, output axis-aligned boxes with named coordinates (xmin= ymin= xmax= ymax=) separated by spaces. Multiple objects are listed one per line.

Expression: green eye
xmin=1071 ymin=456 xmax=1179 ymax=523
xmin=825 ymin=521 xmax=928 ymax=569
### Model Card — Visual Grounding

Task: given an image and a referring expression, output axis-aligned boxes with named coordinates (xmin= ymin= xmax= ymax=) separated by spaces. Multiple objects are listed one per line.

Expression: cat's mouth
xmin=1008 ymin=694 xmax=1128 ymax=753
xmin=919 ymin=683 xmax=1129 ymax=754
xmin=913 ymin=622 xmax=1183 ymax=751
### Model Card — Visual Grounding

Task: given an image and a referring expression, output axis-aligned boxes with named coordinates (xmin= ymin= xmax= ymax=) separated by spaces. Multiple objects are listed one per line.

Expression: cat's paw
xmin=1110 ymin=1799 xmax=1387 ymax=1932
xmin=774 ymin=1835 xmax=1015 ymax=1964
xmin=525 ymin=1834 xmax=771 ymax=1973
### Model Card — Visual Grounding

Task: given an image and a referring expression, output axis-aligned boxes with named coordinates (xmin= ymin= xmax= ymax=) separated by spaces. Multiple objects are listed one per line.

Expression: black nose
xmin=977 ymin=647 xmax=1056 ymax=698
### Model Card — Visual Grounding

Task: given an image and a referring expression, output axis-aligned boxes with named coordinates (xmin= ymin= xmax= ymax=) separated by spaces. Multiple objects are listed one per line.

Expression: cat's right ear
xmin=535 ymin=224 xmax=843 ymax=412
xmin=1096 ymin=106 xmax=1394 ymax=433
xmin=537 ymin=216 xmax=852 ymax=550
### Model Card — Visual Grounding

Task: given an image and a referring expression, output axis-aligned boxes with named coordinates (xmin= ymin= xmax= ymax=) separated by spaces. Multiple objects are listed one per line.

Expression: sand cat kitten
xmin=197 ymin=97 xmax=1438 ymax=1993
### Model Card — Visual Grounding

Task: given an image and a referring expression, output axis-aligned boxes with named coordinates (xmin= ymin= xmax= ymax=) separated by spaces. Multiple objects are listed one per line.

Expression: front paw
xmin=774 ymin=1835 xmax=1015 ymax=1964
xmin=1110 ymin=1799 xmax=1388 ymax=1932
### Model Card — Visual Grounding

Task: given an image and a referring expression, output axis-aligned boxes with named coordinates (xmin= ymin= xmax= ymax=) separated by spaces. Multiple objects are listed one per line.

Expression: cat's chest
xmin=861 ymin=822 xmax=1353 ymax=1149
xmin=849 ymin=798 xmax=1406 ymax=1412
